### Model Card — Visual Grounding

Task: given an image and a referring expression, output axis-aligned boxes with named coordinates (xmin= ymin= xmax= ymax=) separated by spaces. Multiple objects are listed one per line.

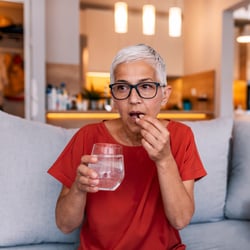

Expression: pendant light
xmin=114 ymin=2 xmax=128 ymax=33
xmin=142 ymin=4 xmax=155 ymax=36
xmin=169 ymin=7 xmax=182 ymax=37
xmin=237 ymin=25 xmax=250 ymax=43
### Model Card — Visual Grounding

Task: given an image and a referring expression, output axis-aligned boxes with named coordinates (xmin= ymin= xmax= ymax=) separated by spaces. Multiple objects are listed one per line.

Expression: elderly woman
xmin=48 ymin=44 xmax=206 ymax=250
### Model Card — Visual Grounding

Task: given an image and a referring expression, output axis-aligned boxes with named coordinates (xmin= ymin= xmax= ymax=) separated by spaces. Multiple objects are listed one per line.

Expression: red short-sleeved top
xmin=48 ymin=120 xmax=207 ymax=250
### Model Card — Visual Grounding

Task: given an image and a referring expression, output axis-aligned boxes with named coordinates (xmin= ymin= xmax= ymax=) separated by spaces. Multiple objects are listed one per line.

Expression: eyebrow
xmin=115 ymin=80 xmax=128 ymax=83
xmin=139 ymin=78 xmax=154 ymax=82
xmin=115 ymin=78 xmax=154 ymax=84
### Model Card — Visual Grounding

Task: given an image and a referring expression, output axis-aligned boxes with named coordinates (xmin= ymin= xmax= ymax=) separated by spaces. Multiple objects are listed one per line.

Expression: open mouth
xmin=129 ymin=111 xmax=145 ymax=119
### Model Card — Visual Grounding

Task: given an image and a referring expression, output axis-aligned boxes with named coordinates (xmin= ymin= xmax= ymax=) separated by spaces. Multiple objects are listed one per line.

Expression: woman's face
xmin=112 ymin=60 xmax=171 ymax=134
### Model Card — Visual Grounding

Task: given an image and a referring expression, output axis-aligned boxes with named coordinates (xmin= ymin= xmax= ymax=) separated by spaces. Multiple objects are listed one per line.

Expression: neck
xmin=120 ymin=127 xmax=142 ymax=146
xmin=108 ymin=119 xmax=142 ymax=146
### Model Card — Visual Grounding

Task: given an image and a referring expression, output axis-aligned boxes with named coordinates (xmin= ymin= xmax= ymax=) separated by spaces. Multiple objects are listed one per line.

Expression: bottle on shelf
xmin=46 ymin=84 xmax=57 ymax=111
xmin=46 ymin=82 xmax=72 ymax=111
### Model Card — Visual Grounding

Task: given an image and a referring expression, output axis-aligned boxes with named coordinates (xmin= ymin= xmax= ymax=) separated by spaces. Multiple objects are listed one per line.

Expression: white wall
xmin=80 ymin=8 xmax=184 ymax=76
xmin=183 ymin=0 xmax=244 ymax=117
xmin=25 ymin=0 xmax=79 ymax=122
xmin=46 ymin=0 xmax=79 ymax=64
xmin=183 ymin=0 xmax=243 ymax=73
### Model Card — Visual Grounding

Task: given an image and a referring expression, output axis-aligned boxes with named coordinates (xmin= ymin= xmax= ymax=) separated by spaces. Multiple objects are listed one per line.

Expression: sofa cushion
xmin=0 ymin=111 xmax=79 ymax=247
xmin=180 ymin=220 xmax=250 ymax=250
xmin=184 ymin=118 xmax=233 ymax=223
xmin=1 ymin=243 xmax=78 ymax=250
xmin=225 ymin=117 xmax=250 ymax=219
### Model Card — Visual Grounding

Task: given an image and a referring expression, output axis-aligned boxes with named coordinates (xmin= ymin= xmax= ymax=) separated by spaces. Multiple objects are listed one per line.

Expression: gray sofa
xmin=0 ymin=110 xmax=249 ymax=249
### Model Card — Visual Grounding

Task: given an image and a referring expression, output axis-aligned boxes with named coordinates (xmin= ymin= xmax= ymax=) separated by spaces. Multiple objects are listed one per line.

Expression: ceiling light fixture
xmin=169 ymin=7 xmax=182 ymax=37
xmin=142 ymin=4 xmax=155 ymax=36
xmin=236 ymin=25 xmax=250 ymax=43
xmin=114 ymin=2 xmax=128 ymax=33
xmin=112 ymin=2 xmax=182 ymax=37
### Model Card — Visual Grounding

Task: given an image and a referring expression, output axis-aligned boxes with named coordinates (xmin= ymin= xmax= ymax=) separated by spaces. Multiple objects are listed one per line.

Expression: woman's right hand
xmin=75 ymin=155 xmax=100 ymax=193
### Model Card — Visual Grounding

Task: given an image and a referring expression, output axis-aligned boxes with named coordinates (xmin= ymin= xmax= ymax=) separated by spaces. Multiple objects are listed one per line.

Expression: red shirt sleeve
xmin=48 ymin=122 xmax=117 ymax=188
xmin=47 ymin=125 xmax=94 ymax=188
xmin=168 ymin=121 xmax=207 ymax=181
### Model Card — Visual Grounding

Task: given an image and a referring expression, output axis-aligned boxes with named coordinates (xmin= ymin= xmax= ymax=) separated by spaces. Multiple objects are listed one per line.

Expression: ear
xmin=161 ymin=85 xmax=172 ymax=106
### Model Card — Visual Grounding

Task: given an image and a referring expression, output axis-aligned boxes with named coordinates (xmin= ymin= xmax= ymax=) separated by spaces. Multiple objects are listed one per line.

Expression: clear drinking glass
xmin=88 ymin=143 xmax=124 ymax=191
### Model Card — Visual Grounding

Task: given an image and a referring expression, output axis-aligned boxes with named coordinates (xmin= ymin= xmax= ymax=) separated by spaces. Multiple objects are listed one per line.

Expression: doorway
xmin=220 ymin=0 xmax=250 ymax=117
xmin=233 ymin=3 xmax=250 ymax=110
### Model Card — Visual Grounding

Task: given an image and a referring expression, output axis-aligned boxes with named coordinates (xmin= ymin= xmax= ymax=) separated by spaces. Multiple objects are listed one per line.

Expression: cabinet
xmin=167 ymin=70 xmax=215 ymax=113
xmin=0 ymin=0 xmax=46 ymax=122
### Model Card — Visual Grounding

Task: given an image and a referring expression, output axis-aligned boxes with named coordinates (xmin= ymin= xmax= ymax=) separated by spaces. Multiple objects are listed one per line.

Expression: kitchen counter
xmin=46 ymin=110 xmax=214 ymax=128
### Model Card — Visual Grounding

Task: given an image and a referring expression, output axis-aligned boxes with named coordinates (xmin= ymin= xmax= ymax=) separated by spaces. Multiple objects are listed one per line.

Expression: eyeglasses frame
xmin=109 ymin=81 xmax=166 ymax=100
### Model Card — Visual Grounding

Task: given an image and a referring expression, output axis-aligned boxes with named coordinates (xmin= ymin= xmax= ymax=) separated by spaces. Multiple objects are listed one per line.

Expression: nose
xmin=128 ymin=87 xmax=141 ymax=103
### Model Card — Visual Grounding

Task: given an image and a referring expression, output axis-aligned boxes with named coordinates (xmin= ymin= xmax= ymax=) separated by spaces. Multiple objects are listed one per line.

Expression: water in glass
xmin=89 ymin=143 xmax=124 ymax=191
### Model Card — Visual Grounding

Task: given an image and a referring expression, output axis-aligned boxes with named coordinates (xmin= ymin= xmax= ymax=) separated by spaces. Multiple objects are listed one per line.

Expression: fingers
xmin=136 ymin=115 xmax=168 ymax=146
xmin=75 ymin=155 xmax=99 ymax=193
xmin=136 ymin=115 xmax=170 ymax=161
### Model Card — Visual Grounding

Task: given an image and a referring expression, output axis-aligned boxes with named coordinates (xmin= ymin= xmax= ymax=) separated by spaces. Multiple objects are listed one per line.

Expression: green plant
xmin=82 ymin=84 xmax=102 ymax=100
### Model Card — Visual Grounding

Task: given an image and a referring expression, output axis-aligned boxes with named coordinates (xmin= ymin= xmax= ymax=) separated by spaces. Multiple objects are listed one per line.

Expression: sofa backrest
xmin=183 ymin=118 xmax=233 ymax=223
xmin=0 ymin=111 xmax=79 ymax=247
xmin=225 ymin=117 xmax=250 ymax=220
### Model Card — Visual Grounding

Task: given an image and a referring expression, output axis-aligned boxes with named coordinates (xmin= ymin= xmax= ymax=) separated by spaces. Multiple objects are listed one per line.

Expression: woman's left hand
xmin=135 ymin=115 xmax=172 ymax=163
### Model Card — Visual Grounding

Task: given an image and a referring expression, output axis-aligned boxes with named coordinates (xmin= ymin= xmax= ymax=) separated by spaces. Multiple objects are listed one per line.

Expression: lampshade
xmin=142 ymin=4 xmax=155 ymax=36
xmin=114 ymin=2 xmax=128 ymax=33
xmin=169 ymin=7 xmax=182 ymax=37
xmin=236 ymin=25 xmax=250 ymax=43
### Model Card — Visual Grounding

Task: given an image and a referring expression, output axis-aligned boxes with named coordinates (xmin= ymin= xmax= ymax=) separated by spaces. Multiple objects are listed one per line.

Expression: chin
xmin=128 ymin=122 xmax=141 ymax=134
xmin=120 ymin=115 xmax=138 ymax=130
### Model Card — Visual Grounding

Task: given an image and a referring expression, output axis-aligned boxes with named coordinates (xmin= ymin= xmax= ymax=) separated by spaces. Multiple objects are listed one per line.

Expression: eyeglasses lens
xmin=111 ymin=82 xmax=159 ymax=100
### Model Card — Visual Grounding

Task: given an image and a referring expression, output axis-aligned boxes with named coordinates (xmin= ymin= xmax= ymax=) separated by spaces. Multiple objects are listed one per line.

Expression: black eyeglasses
xmin=109 ymin=82 xmax=166 ymax=100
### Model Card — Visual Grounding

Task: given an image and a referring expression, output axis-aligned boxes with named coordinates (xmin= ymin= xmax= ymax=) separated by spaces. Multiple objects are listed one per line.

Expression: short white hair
xmin=110 ymin=44 xmax=167 ymax=85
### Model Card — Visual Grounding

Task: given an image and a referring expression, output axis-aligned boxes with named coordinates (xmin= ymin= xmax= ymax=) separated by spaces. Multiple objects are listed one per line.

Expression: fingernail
xmin=92 ymin=186 xmax=99 ymax=192
xmin=91 ymin=156 xmax=98 ymax=165
xmin=91 ymin=179 xmax=99 ymax=185
xmin=91 ymin=172 xmax=98 ymax=178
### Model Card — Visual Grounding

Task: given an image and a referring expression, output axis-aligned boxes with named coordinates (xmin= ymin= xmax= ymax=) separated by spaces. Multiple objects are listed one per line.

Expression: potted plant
xmin=82 ymin=84 xmax=102 ymax=110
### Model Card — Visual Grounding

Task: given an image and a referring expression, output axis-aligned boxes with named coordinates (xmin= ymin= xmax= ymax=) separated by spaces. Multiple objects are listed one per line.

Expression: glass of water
xmin=89 ymin=143 xmax=124 ymax=191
